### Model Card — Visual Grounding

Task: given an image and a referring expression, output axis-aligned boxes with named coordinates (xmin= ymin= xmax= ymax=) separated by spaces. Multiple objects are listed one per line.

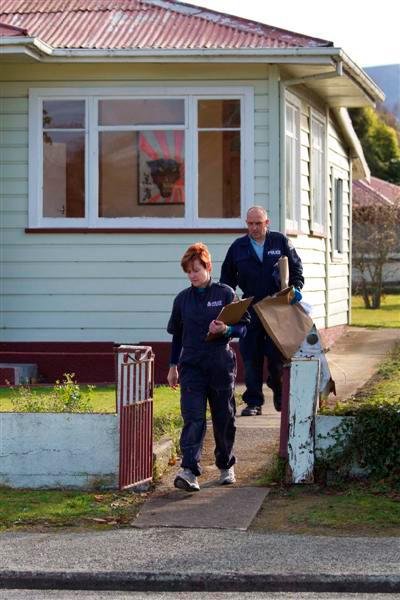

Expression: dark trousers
xmin=179 ymin=347 xmax=237 ymax=476
xmin=239 ymin=322 xmax=284 ymax=407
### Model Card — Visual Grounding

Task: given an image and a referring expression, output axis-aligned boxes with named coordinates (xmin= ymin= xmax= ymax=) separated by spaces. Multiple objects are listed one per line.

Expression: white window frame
xmin=331 ymin=167 xmax=345 ymax=259
xmin=309 ymin=108 xmax=327 ymax=235
xmin=29 ymin=86 xmax=254 ymax=229
xmin=284 ymin=92 xmax=301 ymax=232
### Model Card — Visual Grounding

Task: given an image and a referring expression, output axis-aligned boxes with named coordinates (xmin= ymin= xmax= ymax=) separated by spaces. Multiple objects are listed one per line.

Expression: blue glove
xmin=290 ymin=287 xmax=302 ymax=305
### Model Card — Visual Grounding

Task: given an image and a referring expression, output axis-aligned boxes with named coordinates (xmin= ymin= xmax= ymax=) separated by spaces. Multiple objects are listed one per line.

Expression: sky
xmin=190 ymin=0 xmax=399 ymax=68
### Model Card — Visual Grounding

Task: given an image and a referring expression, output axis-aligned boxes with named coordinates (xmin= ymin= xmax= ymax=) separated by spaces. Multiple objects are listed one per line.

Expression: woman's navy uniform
xmin=167 ymin=281 xmax=249 ymax=477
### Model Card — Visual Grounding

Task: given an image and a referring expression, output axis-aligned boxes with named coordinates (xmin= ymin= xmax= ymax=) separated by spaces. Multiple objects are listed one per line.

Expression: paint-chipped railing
xmin=279 ymin=358 xmax=320 ymax=484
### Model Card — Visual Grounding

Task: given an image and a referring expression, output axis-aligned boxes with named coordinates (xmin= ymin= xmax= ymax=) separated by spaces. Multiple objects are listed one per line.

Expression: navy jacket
xmin=167 ymin=281 xmax=249 ymax=363
xmin=220 ymin=231 xmax=304 ymax=305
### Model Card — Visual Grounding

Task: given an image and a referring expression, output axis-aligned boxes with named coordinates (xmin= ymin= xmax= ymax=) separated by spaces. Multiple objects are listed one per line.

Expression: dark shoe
xmin=241 ymin=405 xmax=262 ymax=416
xmin=273 ymin=391 xmax=282 ymax=412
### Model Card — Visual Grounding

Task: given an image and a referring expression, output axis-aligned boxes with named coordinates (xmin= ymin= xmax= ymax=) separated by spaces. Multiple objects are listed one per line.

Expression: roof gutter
xmin=0 ymin=38 xmax=383 ymax=104
xmin=0 ymin=35 xmax=53 ymax=59
xmin=332 ymin=107 xmax=370 ymax=181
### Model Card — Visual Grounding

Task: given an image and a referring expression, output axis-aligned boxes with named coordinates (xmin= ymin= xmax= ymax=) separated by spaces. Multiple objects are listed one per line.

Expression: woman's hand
xmin=167 ymin=365 xmax=179 ymax=389
xmin=209 ymin=319 xmax=228 ymax=336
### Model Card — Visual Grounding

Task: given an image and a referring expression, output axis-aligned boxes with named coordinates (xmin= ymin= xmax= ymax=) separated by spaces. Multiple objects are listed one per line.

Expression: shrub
xmin=9 ymin=373 xmax=94 ymax=413
xmin=317 ymin=398 xmax=400 ymax=486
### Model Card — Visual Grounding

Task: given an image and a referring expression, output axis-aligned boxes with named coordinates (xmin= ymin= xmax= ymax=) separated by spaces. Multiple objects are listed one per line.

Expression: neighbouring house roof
xmin=369 ymin=177 xmax=400 ymax=204
xmin=353 ymin=177 xmax=400 ymax=208
xmin=0 ymin=0 xmax=333 ymax=50
xmin=0 ymin=0 xmax=384 ymax=108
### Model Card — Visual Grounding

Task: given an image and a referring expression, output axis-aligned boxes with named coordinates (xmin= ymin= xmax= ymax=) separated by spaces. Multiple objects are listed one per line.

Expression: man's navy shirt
xmin=220 ymin=231 xmax=304 ymax=304
xmin=167 ymin=281 xmax=249 ymax=362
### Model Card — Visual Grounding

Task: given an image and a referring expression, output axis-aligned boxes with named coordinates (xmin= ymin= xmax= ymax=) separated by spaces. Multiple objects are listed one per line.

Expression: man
xmin=220 ymin=206 xmax=304 ymax=416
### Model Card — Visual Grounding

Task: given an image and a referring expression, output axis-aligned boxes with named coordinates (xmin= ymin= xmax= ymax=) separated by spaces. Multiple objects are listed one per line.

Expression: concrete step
xmin=0 ymin=363 xmax=38 ymax=385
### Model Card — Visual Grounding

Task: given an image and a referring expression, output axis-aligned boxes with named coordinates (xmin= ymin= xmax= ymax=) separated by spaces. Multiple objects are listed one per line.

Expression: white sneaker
xmin=174 ymin=468 xmax=200 ymax=492
xmin=219 ymin=466 xmax=236 ymax=485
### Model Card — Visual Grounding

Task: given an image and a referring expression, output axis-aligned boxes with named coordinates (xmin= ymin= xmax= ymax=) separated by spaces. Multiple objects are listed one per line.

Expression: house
xmin=0 ymin=0 xmax=384 ymax=383
xmin=352 ymin=176 xmax=400 ymax=292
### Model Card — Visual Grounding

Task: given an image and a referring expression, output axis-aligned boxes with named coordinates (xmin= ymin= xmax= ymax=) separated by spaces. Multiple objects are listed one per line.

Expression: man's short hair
xmin=246 ymin=206 xmax=268 ymax=220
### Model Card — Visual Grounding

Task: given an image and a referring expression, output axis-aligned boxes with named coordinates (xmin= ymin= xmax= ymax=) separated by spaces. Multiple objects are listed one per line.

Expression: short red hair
xmin=181 ymin=242 xmax=212 ymax=272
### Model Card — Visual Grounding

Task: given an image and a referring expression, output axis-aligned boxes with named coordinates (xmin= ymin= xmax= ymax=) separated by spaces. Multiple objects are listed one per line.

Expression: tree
xmin=352 ymin=202 xmax=399 ymax=308
xmin=350 ymin=107 xmax=400 ymax=184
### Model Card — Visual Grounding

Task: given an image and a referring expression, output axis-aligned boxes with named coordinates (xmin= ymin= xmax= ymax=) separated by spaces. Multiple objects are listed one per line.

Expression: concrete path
xmin=324 ymin=327 xmax=400 ymax=403
xmin=136 ymin=326 xmax=399 ymax=530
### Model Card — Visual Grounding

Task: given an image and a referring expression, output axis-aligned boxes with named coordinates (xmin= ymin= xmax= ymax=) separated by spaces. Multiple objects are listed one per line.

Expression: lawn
xmin=251 ymin=483 xmax=400 ymax=536
xmin=351 ymin=294 xmax=400 ymax=328
xmin=0 ymin=383 xmax=182 ymax=532
xmin=0 ymin=384 xmax=182 ymax=443
xmin=0 ymin=486 xmax=145 ymax=532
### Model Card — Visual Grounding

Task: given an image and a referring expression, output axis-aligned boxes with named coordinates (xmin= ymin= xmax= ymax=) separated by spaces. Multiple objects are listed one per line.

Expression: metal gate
xmin=115 ymin=345 xmax=154 ymax=490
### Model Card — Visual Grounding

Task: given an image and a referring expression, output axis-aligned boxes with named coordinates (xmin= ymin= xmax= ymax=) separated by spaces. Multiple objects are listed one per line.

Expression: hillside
xmin=364 ymin=64 xmax=400 ymax=121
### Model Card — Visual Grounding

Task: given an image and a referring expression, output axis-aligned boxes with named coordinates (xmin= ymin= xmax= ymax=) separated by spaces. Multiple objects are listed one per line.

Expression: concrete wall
xmin=0 ymin=412 xmax=119 ymax=488
xmin=315 ymin=414 xmax=352 ymax=456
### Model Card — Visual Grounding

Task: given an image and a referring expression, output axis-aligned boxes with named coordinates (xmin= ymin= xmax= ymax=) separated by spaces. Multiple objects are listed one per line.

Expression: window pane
xmin=43 ymin=100 xmax=85 ymax=129
xmin=198 ymin=131 xmax=240 ymax=218
xmin=198 ymin=100 xmax=240 ymax=128
xmin=99 ymin=130 xmax=185 ymax=218
xmin=285 ymin=137 xmax=294 ymax=220
xmin=285 ymin=104 xmax=294 ymax=134
xmin=43 ymin=132 xmax=85 ymax=217
xmin=98 ymin=99 xmax=185 ymax=126
xmin=312 ymin=121 xmax=325 ymax=228
xmin=334 ymin=178 xmax=343 ymax=252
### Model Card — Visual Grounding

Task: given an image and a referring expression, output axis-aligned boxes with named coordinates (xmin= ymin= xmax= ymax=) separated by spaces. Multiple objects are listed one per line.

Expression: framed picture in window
xmin=138 ymin=131 xmax=185 ymax=205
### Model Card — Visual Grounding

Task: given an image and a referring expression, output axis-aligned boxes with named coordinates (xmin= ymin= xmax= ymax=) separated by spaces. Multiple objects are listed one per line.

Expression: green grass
xmin=0 ymin=487 xmax=145 ymax=532
xmin=324 ymin=343 xmax=400 ymax=415
xmin=0 ymin=384 xmax=182 ymax=533
xmin=0 ymin=384 xmax=182 ymax=443
xmin=351 ymin=294 xmax=400 ymax=328
xmin=287 ymin=484 xmax=400 ymax=531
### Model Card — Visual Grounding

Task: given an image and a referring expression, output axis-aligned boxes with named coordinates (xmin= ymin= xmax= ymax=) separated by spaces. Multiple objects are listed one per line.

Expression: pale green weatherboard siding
xmin=0 ymin=65 xmax=271 ymax=342
xmin=287 ymin=95 xmax=351 ymax=330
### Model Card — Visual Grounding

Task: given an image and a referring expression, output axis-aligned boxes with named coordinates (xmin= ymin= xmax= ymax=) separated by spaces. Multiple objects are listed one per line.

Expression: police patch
xmin=267 ymin=249 xmax=281 ymax=256
xmin=207 ymin=300 xmax=223 ymax=307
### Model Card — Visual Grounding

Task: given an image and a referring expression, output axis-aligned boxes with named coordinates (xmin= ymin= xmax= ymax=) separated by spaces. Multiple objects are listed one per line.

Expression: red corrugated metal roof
xmin=370 ymin=176 xmax=400 ymax=204
xmin=0 ymin=21 xmax=27 ymax=36
xmin=0 ymin=0 xmax=333 ymax=50
xmin=353 ymin=178 xmax=400 ymax=208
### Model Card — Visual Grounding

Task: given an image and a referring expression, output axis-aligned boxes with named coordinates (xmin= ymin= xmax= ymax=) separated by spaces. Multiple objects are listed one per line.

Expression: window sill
xmin=25 ymin=227 xmax=248 ymax=234
xmin=331 ymin=251 xmax=344 ymax=263
xmin=309 ymin=230 xmax=326 ymax=239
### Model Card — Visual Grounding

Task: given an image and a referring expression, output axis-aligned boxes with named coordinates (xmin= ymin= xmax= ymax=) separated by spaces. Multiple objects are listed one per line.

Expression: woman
xmin=167 ymin=242 xmax=249 ymax=492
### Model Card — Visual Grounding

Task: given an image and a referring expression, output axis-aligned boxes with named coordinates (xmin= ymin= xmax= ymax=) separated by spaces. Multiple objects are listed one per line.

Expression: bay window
xmin=29 ymin=87 xmax=253 ymax=229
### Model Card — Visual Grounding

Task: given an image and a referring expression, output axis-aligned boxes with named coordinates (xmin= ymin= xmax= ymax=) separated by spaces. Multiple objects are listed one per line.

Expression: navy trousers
xmin=239 ymin=320 xmax=284 ymax=407
xmin=179 ymin=347 xmax=237 ymax=476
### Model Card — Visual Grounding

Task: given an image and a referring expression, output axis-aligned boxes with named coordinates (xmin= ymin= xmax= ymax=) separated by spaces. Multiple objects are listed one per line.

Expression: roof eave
xmin=333 ymin=107 xmax=370 ymax=181
xmin=0 ymin=40 xmax=384 ymax=104
xmin=0 ymin=36 xmax=53 ymax=61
